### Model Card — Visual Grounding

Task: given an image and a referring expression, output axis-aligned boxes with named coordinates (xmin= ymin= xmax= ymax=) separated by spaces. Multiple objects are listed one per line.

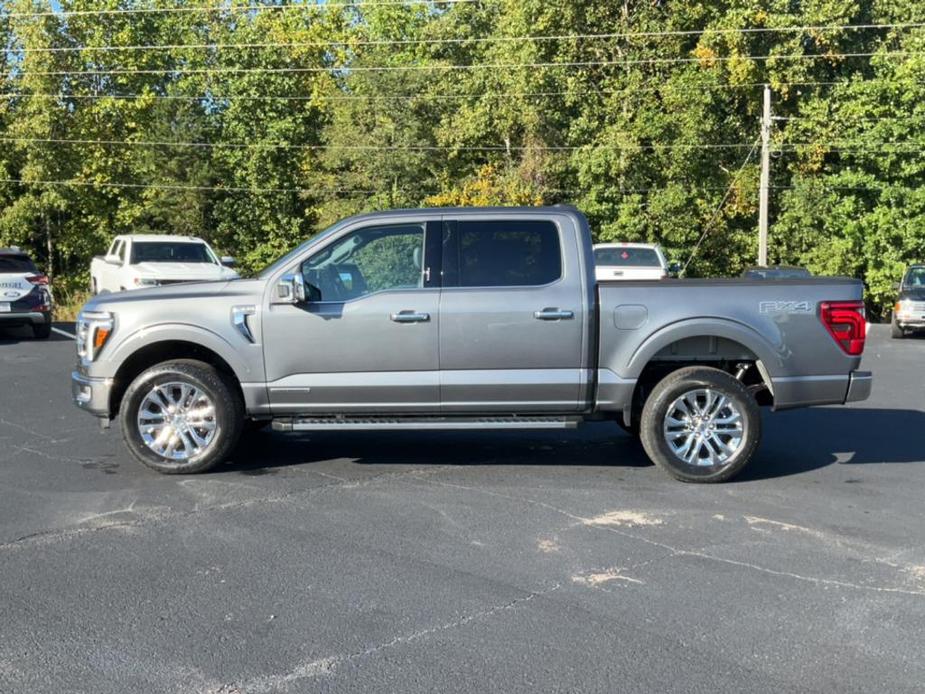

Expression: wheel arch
xmin=108 ymin=336 xmax=247 ymax=418
xmin=619 ymin=319 xmax=781 ymax=426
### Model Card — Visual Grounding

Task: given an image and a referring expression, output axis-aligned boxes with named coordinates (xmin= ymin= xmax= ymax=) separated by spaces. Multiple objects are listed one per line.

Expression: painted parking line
xmin=51 ymin=326 xmax=75 ymax=339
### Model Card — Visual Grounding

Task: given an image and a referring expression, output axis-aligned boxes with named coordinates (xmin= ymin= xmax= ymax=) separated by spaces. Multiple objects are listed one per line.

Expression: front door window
xmin=301 ymin=224 xmax=425 ymax=302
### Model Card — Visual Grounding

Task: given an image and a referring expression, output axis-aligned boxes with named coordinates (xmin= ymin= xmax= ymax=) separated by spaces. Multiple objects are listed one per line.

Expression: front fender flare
xmin=102 ymin=322 xmax=253 ymax=382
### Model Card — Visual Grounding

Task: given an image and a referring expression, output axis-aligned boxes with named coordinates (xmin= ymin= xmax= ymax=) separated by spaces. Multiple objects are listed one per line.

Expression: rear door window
xmin=443 ymin=220 xmax=561 ymax=288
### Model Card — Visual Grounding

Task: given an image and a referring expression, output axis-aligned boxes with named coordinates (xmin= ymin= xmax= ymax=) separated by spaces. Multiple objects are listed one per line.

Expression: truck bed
xmin=596 ymin=277 xmax=866 ymax=409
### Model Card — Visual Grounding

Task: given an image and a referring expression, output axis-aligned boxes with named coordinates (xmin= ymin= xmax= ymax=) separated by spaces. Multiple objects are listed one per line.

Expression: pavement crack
xmin=0 ymin=465 xmax=456 ymax=552
xmin=211 ymin=582 xmax=560 ymax=693
xmin=417 ymin=474 xmax=925 ymax=598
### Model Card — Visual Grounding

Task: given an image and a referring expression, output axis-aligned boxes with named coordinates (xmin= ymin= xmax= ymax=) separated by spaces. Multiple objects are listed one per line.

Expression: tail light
xmin=26 ymin=273 xmax=49 ymax=285
xmin=819 ymin=301 xmax=866 ymax=356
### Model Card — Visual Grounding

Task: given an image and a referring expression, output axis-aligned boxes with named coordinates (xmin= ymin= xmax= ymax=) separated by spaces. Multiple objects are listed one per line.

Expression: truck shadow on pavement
xmin=224 ymin=407 xmax=924 ymax=481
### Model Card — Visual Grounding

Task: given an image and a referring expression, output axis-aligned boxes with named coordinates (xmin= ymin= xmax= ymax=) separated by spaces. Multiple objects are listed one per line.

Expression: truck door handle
xmin=390 ymin=310 xmax=430 ymax=323
xmin=534 ymin=309 xmax=574 ymax=320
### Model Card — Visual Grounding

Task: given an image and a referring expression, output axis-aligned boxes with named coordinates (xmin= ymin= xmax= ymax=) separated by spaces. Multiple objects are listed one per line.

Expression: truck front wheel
xmin=120 ymin=359 xmax=244 ymax=474
xmin=639 ymin=366 xmax=761 ymax=483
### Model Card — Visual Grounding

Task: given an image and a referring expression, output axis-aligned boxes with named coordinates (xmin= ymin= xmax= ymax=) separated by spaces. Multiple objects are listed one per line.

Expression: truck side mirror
xmin=893 ymin=282 xmax=901 ymax=291
xmin=220 ymin=255 xmax=236 ymax=268
xmin=105 ymin=254 xmax=122 ymax=266
xmin=275 ymin=272 xmax=307 ymax=304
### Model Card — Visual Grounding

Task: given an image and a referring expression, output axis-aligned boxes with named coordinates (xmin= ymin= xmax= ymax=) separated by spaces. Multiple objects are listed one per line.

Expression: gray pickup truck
xmin=72 ymin=207 xmax=871 ymax=482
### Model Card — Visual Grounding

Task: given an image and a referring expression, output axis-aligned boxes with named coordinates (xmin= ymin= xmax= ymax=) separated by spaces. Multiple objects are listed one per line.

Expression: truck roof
xmin=338 ymin=206 xmax=588 ymax=225
xmin=116 ymin=234 xmax=206 ymax=243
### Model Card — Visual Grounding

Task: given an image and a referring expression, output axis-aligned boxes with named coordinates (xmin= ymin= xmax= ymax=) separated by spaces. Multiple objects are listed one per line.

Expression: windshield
xmin=131 ymin=242 xmax=215 ymax=264
xmin=594 ymin=247 xmax=661 ymax=267
xmin=257 ymin=218 xmax=352 ymax=279
xmin=0 ymin=255 xmax=37 ymax=273
xmin=904 ymin=267 xmax=925 ymax=288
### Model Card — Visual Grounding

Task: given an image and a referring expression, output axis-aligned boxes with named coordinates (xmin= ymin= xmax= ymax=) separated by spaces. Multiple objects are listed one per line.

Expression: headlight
xmin=76 ymin=311 xmax=114 ymax=362
xmin=896 ymin=299 xmax=914 ymax=316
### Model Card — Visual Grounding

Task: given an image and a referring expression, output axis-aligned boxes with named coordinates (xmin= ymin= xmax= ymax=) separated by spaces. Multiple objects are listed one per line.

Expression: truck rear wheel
xmin=639 ymin=366 xmax=761 ymax=483
xmin=120 ymin=359 xmax=244 ymax=474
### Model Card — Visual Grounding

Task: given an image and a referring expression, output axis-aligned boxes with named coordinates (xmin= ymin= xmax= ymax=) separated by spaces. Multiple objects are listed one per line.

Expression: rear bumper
xmin=0 ymin=310 xmax=50 ymax=326
xmin=771 ymin=369 xmax=872 ymax=409
xmin=71 ymin=371 xmax=113 ymax=418
xmin=845 ymin=370 xmax=873 ymax=403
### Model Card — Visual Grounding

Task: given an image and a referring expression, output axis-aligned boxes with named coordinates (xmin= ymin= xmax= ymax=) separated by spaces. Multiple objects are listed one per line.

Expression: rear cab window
xmin=594 ymin=247 xmax=661 ymax=267
xmin=443 ymin=220 xmax=562 ymax=288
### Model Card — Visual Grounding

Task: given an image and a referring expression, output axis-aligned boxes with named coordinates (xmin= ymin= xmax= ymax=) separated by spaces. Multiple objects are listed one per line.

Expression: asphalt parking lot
xmin=1 ymin=323 xmax=924 ymax=693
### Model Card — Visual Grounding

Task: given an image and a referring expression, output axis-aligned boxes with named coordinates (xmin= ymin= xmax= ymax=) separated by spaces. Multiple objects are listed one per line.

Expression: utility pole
xmin=758 ymin=84 xmax=771 ymax=267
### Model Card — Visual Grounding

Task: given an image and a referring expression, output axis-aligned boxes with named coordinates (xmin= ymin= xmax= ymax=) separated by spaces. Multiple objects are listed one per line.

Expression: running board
xmin=272 ymin=415 xmax=582 ymax=432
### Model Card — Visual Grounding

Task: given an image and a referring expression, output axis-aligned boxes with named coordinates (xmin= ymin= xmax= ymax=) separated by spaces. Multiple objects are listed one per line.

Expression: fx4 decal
xmin=759 ymin=300 xmax=814 ymax=315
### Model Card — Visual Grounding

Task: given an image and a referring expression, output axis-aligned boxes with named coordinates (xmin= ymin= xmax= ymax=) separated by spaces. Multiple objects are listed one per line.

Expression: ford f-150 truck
xmin=71 ymin=207 xmax=871 ymax=482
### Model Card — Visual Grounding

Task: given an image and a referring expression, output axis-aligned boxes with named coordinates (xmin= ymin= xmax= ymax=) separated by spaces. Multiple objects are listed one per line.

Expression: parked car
xmin=593 ymin=242 xmax=677 ymax=281
xmin=741 ymin=265 xmax=813 ymax=280
xmin=72 ymin=207 xmax=871 ymax=483
xmin=0 ymin=247 xmax=53 ymax=339
xmin=90 ymin=234 xmax=239 ymax=294
xmin=891 ymin=264 xmax=925 ymax=339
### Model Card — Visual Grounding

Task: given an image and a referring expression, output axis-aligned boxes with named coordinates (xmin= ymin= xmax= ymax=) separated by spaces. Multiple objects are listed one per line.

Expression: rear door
xmin=438 ymin=215 xmax=587 ymax=412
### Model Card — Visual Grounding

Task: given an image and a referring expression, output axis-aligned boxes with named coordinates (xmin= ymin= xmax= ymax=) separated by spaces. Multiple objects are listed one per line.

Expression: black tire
xmin=891 ymin=317 xmax=905 ymax=339
xmin=639 ymin=366 xmax=761 ymax=483
xmin=32 ymin=320 xmax=52 ymax=339
xmin=120 ymin=359 xmax=244 ymax=474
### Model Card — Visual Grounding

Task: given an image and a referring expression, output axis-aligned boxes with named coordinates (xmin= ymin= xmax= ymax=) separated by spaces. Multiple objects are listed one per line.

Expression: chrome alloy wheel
xmin=136 ymin=381 xmax=217 ymax=461
xmin=662 ymin=388 xmax=745 ymax=468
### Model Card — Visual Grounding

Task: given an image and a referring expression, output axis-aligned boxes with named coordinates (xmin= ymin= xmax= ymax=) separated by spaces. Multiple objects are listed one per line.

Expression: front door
xmin=262 ymin=220 xmax=441 ymax=413
xmin=438 ymin=217 xmax=586 ymax=412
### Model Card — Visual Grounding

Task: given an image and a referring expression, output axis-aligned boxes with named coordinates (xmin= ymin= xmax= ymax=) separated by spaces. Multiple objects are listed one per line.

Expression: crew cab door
xmin=438 ymin=215 xmax=588 ymax=412
xmin=262 ymin=220 xmax=442 ymax=413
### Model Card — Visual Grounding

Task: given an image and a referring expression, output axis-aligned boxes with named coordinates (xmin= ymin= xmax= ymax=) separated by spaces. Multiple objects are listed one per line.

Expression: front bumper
xmin=845 ymin=370 xmax=872 ymax=403
xmin=71 ymin=371 xmax=114 ymax=418
xmin=0 ymin=310 xmax=50 ymax=326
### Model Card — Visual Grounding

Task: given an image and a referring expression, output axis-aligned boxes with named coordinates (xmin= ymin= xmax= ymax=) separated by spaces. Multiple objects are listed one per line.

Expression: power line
xmin=2 ymin=136 xmax=921 ymax=152
xmin=0 ymin=177 xmax=751 ymax=195
xmin=2 ymin=0 xmax=494 ymax=20
xmin=0 ymin=136 xmax=765 ymax=151
xmin=11 ymin=22 xmax=925 ymax=54
xmin=11 ymin=51 xmax=922 ymax=77
xmin=1 ymin=79 xmax=919 ymax=103
xmin=681 ymin=138 xmax=762 ymax=276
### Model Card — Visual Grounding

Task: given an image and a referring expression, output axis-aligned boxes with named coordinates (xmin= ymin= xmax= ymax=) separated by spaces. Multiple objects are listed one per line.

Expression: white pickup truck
xmin=90 ymin=235 xmax=239 ymax=294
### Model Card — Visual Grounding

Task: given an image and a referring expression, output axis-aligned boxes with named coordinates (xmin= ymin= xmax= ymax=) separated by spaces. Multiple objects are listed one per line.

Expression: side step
xmin=272 ymin=415 xmax=582 ymax=432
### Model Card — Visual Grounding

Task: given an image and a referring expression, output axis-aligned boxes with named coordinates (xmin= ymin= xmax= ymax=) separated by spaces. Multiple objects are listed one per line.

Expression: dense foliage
xmin=1 ymin=0 xmax=924 ymax=314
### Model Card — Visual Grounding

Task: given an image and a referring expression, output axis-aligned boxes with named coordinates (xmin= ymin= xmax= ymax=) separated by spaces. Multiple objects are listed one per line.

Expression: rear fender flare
xmin=623 ymin=318 xmax=785 ymax=381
